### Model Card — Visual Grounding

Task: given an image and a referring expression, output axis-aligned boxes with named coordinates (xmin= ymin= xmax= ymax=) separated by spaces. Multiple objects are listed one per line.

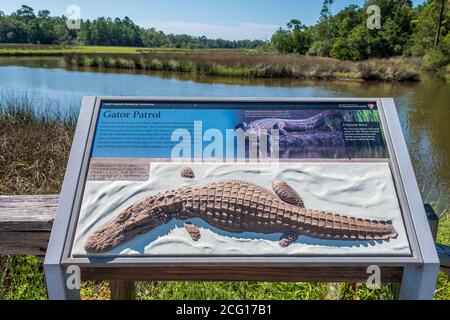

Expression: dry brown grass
xmin=64 ymin=51 xmax=421 ymax=81
xmin=0 ymin=101 xmax=79 ymax=299
xmin=358 ymin=58 xmax=421 ymax=81
xmin=0 ymin=109 xmax=74 ymax=195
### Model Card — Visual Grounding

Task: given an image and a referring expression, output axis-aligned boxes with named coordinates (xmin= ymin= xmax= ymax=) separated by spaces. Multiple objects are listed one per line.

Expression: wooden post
xmin=436 ymin=244 xmax=450 ymax=276
xmin=424 ymin=204 xmax=439 ymax=242
xmin=393 ymin=204 xmax=440 ymax=300
xmin=109 ymin=280 xmax=136 ymax=300
xmin=325 ymin=283 xmax=340 ymax=299
xmin=391 ymin=283 xmax=401 ymax=300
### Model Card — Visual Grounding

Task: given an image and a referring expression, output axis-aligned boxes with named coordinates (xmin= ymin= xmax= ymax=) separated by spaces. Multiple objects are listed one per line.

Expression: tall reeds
xmin=63 ymin=52 xmax=420 ymax=81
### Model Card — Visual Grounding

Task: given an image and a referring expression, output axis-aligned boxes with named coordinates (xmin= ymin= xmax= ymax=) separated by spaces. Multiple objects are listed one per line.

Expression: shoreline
xmin=0 ymin=46 xmax=423 ymax=82
xmin=62 ymin=52 xmax=423 ymax=82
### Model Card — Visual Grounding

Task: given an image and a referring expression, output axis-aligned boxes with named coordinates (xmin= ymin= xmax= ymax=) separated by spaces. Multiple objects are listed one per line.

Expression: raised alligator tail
xmin=296 ymin=208 xmax=398 ymax=241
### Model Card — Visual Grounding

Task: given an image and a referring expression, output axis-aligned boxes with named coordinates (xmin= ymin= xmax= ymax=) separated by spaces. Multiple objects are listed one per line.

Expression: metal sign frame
xmin=44 ymin=97 xmax=439 ymax=300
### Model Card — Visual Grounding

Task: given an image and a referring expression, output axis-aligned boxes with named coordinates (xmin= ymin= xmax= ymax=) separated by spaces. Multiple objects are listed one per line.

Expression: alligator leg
xmin=273 ymin=121 xmax=288 ymax=136
xmin=184 ymin=222 xmax=201 ymax=241
xmin=272 ymin=179 xmax=305 ymax=208
xmin=180 ymin=167 xmax=195 ymax=179
xmin=279 ymin=231 xmax=299 ymax=247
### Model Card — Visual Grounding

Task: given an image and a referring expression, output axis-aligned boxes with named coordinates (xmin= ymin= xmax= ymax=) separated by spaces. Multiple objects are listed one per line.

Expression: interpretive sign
xmin=44 ymin=97 xmax=439 ymax=300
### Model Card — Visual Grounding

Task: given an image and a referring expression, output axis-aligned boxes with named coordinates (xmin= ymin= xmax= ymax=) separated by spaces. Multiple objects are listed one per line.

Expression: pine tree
xmin=434 ymin=0 xmax=446 ymax=47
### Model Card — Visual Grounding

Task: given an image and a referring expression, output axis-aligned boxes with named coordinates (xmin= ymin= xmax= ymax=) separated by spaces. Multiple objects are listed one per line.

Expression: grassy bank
xmin=0 ymin=44 xmax=420 ymax=81
xmin=0 ymin=44 xmax=242 ymax=56
xmin=63 ymin=51 xmax=421 ymax=82
xmin=0 ymin=99 xmax=448 ymax=299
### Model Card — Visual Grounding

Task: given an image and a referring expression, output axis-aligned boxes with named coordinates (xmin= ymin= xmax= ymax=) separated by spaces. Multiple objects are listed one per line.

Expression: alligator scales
xmin=85 ymin=168 xmax=398 ymax=253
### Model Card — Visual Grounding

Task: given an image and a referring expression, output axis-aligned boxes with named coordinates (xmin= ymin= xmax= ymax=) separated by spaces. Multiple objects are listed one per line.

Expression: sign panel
xmin=92 ymin=101 xmax=388 ymax=159
xmin=63 ymin=99 xmax=414 ymax=261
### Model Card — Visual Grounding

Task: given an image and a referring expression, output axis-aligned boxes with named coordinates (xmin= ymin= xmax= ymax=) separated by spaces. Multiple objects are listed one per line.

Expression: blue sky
xmin=2 ymin=0 xmax=426 ymax=40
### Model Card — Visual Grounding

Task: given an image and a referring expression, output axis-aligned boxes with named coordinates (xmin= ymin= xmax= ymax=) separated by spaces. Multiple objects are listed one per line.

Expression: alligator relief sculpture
xmin=84 ymin=167 xmax=398 ymax=253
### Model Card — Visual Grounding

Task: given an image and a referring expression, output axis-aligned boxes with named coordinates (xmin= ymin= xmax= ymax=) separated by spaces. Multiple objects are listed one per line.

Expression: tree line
xmin=271 ymin=0 xmax=449 ymax=68
xmin=0 ymin=5 xmax=265 ymax=49
xmin=0 ymin=2 xmax=448 ymax=68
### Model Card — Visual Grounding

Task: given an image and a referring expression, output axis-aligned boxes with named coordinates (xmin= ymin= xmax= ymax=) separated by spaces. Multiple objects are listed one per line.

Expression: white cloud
xmin=139 ymin=20 xmax=279 ymax=41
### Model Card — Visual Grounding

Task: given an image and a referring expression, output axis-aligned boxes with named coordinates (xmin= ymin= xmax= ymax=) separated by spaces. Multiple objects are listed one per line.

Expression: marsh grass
xmin=0 ymin=95 xmax=76 ymax=194
xmin=0 ymin=44 xmax=218 ymax=56
xmin=358 ymin=58 xmax=421 ymax=81
xmin=0 ymin=44 xmax=423 ymax=81
xmin=63 ymin=52 xmax=420 ymax=82
xmin=323 ymin=110 xmax=380 ymax=132
xmin=0 ymin=99 xmax=447 ymax=300
xmin=353 ymin=110 xmax=381 ymax=123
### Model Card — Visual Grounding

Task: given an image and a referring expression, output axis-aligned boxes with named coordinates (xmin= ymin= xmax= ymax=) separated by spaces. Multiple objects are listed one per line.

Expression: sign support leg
xmin=44 ymin=264 xmax=80 ymax=300
xmin=399 ymin=263 xmax=439 ymax=300
xmin=110 ymin=280 xmax=136 ymax=300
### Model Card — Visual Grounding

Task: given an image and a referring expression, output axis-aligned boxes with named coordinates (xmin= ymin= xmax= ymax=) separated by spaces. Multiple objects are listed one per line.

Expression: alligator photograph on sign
xmin=236 ymin=107 xmax=387 ymax=159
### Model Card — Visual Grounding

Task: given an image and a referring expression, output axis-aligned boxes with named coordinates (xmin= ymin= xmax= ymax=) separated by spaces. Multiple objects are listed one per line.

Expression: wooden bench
xmin=0 ymin=195 xmax=56 ymax=256
xmin=0 ymin=194 xmax=448 ymax=299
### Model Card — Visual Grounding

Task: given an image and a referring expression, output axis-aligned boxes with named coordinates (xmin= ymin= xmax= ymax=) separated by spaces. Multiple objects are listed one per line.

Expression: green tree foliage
xmin=142 ymin=28 xmax=170 ymax=48
xmin=78 ymin=17 xmax=143 ymax=46
xmin=363 ymin=0 xmax=415 ymax=57
xmin=329 ymin=5 xmax=365 ymax=60
xmin=408 ymin=0 xmax=450 ymax=70
xmin=0 ymin=5 xmax=265 ymax=49
xmin=0 ymin=5 xmax=75 ymax=44
xmin=408 ymin=0 xmax=449 ymax=57
xmin=318 ymin=0 xmax=335 ymax=56
xmin=271 ymin=19 xmax=312 ymax=54
xmin=14 ymin=5 xmax=36 ymax=21
xmin=272 ymin=0 xmax=448 ymax=69
xmin=1 ymin=3 xmax=448 ymax=69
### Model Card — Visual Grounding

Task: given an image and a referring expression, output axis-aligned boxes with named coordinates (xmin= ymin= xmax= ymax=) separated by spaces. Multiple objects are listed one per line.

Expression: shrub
xmin=423 ymin=49 xmax=449 ymax=70
xmin=99 ymin=56 xmax=113 ymax=68
xmin=86 ymin=56 xmax=99 ymax=67
xmin=307 ymin=40 xmax=330 ymax=57
xmin=423 ymin=34 xmax=450 ymax=71
xmin=330 ymin=38 xmax=360 ymax=61
xmin=131 ymin=56 xmax=144 ymax=69
xmin=358 ymin=59 xmax=420 ymax=81
xmin=148 ymin=59 xmax=163 ymax=71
